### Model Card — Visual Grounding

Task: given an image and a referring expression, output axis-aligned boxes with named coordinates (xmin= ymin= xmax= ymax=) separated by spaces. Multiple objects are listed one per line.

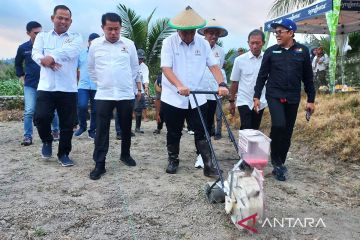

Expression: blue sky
xmin=0 ymin=0 xmax=277 ymax=59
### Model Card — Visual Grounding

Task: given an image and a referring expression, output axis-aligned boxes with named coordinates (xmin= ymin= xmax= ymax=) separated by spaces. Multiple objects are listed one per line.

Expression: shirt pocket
xmin=43 ymin=42 xmax=55 ymax=55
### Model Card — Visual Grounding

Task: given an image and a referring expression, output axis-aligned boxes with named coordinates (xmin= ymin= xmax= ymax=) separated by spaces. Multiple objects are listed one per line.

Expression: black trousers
xmin=34 ymin=91 xmax=77 ymax=157
xmin=206 ymin=100 xmax=217 ymax=135
xmin=238 ymin=105 xmax=264 ymax=130
xmin=267 ymin=97 xmax=299 ymax=167
xmin=93 ymin=100 xmax=134 ymax=166
xmin=161 ymin=101 xmax=207 ymax=148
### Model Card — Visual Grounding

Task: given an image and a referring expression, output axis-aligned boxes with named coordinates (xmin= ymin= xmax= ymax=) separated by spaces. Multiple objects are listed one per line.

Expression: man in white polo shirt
xmin=87 ymin=12 xmax=141 ymax=180
xmin=161 ymin=6 xmax=228 ymax=177
xmin=32 ymin=5 xmax=82 ymax=167
xmin=229 ymin=29 xmax=267 ymax=130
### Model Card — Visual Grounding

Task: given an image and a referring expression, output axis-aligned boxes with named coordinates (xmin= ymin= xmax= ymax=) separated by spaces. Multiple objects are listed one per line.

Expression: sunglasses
xmin=273 ymin=30 xmax=290 ymax=36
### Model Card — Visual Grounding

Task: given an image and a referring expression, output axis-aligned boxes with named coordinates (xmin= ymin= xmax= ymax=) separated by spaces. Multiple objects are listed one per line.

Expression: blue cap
xmin=88 ymin=33 xmax=100 ymax=41
xmin=270 ymin=18 xmax=297 ymax=32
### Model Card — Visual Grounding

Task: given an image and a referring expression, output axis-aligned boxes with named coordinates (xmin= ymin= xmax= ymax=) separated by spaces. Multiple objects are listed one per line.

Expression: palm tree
xmin=269 ymin=0 xmax=317 ymax=18
xmin=117 ymin=4 xmax=175 ymax=80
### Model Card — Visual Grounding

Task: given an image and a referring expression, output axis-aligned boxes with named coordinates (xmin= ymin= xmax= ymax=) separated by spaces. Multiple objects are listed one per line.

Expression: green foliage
xmin=117 ymin=3 xmax=175 ymax=83
xmin=224 ymin=48 xmax=237 ymax=82
xmin=0 ymin=63 xmax=16 ymax=81
xmin=0 ymin=79 xmax=23 ymax=96
xmin=347 ymin=32 xmax=360 ymax=54
xmin=34 ymin=227 xmax=47 ymax=237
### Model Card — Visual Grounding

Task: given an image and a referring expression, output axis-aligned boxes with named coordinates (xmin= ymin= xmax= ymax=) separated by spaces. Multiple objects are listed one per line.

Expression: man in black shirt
xmin=253 ymin=18 xmax=315 ymax=181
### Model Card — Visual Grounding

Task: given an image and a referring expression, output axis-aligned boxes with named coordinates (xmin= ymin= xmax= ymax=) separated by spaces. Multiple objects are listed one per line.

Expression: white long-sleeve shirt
xmin=138 ymin=62 xmax=149 ymax=94
xmin=32 ymin=30 xmax=83 ymax=92
xmin=160 ymin=33 xmax=217 ymax=109
xmin=88 ymin=36 xmax=140 ymax=100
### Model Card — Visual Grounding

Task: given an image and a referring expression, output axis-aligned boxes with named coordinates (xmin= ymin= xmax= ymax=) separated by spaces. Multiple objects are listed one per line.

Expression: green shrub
xmin=0 ymin=79 xmax=24 ymax=96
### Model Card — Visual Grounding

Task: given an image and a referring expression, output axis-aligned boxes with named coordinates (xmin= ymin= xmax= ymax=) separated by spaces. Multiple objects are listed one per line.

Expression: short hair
xmin=26 ymin=21 xmax=41 ymax=32
xmin=53 ymin=5 xmax=72 ymax=17
xmin=101 ymin=13 xmax=122 ymax=26
xmin=248 ymin=29 xmax=265 ymax=42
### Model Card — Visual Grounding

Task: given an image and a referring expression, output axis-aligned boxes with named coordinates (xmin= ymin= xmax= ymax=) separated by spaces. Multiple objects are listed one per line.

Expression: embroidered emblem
xmin=195 ymin=50 xmax=201 ymax=56
xmin=272 ymin=50 xmax=282 ymax=53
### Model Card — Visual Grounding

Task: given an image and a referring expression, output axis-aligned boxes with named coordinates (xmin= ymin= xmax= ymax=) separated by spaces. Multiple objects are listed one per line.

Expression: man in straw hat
xmin=193 ymin=18 xmax=228 ymax=169
xmin=160 ymin=6 xmax=228 ymax=177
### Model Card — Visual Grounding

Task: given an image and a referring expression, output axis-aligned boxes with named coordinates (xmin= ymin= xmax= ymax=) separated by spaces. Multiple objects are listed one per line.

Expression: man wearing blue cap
xmin=74 ymin=33 xmax=100 ymax=139
xmin=253 ymin=18 xmax=315 ymax=181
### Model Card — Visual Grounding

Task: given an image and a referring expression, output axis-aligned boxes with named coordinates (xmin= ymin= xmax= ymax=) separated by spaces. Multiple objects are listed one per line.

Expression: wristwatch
xmin=218 ymin=82 xmax=228 ymax=88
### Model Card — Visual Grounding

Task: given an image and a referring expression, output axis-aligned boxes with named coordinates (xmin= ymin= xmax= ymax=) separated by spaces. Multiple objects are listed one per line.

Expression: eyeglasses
xmin=273 ymin=30 xmax=290 ymax=36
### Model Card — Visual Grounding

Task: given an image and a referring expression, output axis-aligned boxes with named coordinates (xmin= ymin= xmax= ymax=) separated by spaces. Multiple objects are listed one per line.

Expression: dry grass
xmin=293 ymin=92 xmax=360 ymax=163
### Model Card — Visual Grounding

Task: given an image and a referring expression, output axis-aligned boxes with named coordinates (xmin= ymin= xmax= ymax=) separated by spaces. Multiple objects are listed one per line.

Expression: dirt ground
xmin=0 ymin=120 xmax=359 ymax=240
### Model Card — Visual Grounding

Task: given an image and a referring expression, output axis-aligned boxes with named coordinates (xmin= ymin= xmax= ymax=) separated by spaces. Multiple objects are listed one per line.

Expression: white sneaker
xmin=188 ymin=130 xmax=195 ymax=135
xmin=194 ymin=154 xmax=204 ymax=168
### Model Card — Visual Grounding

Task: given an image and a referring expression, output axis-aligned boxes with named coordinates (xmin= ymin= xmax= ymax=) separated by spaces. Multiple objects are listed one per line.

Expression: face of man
xmin=248 ymin=34 xmax=264 ymax=57
xmin=27 ymin=27 xmax=42 ymax=43
xmin=274 ymin=26 xmax=293 ymax=47
xmin=178 ymin=30 xmax=196 ymax=45
xmin=204 ymin=28 xmax=220 ymax=48
xmin=102 ymin=20 xmax=121 ymax=43
xmin=51 ymin=9 xmax=72 ymax=34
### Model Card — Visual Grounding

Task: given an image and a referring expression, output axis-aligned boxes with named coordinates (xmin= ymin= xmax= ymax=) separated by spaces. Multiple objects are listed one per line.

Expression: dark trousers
xmin=206 ymin=100 xmax=217 ymax=135
xmin=157 ymin=104 xmax=164 ymax=131
xmin=34 ymin=91 xmax=77 ymax=157
xmin=93 ymin=100 xmax=134 ymax=166
xmin=162 ymin=101 xmax=207 ymax=148
xmin=77 ymin=89 xmax=96 ymax=133
xmin=267 ymin=97 xmax=299 ymax=167
xmin=238 ymin=105 xmax=264 ymax=130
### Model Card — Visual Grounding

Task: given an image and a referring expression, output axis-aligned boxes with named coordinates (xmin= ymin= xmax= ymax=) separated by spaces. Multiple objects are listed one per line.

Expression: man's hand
xmin=136 ymin=92 xmax=142 ymax=101
xmin=50 ymin=63 xmax=62 ymax=71
xmin=19 ymin=76 xmax=25 ymax=85
xmin=306 ymin=102 xmax=315 ymax=114
xmin=253 ymin=98 xmax=260 ymax=113
xmin=229 ymin=101 xmax=235 ymax=116
xmin=218 ymin=86 xmax=229 ymax=96
xmin=40 ymin=56 xmax=55 ymax=67
xmin=177 ymin=85 xmax=190 ymax=96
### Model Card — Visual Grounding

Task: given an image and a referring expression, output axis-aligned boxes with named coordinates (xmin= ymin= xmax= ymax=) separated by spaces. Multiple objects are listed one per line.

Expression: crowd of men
xmin=15 ymin=5 xmax=315 ymax=182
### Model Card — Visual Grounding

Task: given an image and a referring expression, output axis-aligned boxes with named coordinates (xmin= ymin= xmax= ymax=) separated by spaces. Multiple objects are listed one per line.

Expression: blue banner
xmin=264 ymin=0 xmax=333 ymax=31
xmin=341 ymin=0 xmax=360 ymax=11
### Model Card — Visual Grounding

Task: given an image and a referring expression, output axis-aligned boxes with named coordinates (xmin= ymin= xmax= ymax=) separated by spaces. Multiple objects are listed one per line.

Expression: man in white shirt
xmin=87 ymin=13 xmax=141 ymax=180
xmin=133 ymin=49 xmax=149 ymax=134
xmin=312 ymin=46 xmax=329 ymax=89
xmin=229 ymin=29 xmax=267 ymax=130
xmin=161 ymin=6 xmax=228 ymax=177
xmin=32 ymin=5 xmax=82 ymax=167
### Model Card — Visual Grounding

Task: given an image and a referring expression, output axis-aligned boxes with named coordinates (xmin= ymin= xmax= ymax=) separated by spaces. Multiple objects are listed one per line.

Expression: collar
xmin=176 ymin=33 xmax=195 ymax=46
xmin=248 ymin=51 xmax=263 ymax=59
xmin=51 ymin=29 xmax=70 ymax=37
xmin=101 ymin=35 xmax=123 ymax=44
xmin=276 ymin=39 xmax=298 ymax=50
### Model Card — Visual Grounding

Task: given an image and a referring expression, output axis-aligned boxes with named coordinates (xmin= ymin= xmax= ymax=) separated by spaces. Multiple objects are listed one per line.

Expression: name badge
xmin=294 ymin=48 xmax=303 ymax=53
xmin=195 ymin=50 xmax=201 ymax=56
xmin=272 ymin=50 xmax=282 ymax=54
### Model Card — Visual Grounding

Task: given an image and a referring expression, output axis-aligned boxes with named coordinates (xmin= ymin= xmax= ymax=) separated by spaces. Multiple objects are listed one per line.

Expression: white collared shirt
xmin=88 ymin=36 xmax=140 ymax=100
xmin=230 ymin=51 xmax=267 ymax=110
xmin=200 ymin=44 xmax=226 ymax=100
xmin=138 ymin=62 xmax=149 ymax=94
xmin=160 ymin=33 xmax=217 ymax=109
xmin=32 ymin=30 xmax=83 ymax=92
xmin=312 ymin=54 xmax=329 ymax=72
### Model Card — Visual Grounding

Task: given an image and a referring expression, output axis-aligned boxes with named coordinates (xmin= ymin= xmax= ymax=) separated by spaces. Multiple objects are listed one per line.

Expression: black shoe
xmin=120 ymin=155 xmax=137 ymax=166
xmin=153 ymin=129 xmax=161 ymax=134
xmin=135 ymin=128 xmax=144 ymax=134
xmin=272 ymin=166 xmax=286 ymax=181
xmin=21 ymin=137 xmax=33 ymax=146
xmin=214 ymin=135 xmax=222 ymax=140
xmin=166 ymin=160 xmax=179 ymax=174
xmin=90 ymin=167 xmax=106 ymax=180
xmin=204 ymin=167 xmax=222 ymax=178
xmin=131 ymin=132 xmax=136 ymax=137
xmin=116 ymin=133 xmax=122 ymax=140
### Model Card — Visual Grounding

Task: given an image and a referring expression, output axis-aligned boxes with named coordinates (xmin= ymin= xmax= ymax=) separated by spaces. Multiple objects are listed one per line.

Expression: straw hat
xmin=198 ymin=19 xmax=228 ymax=37
xmin=168 ymin=6 xmax=206 ymax=30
